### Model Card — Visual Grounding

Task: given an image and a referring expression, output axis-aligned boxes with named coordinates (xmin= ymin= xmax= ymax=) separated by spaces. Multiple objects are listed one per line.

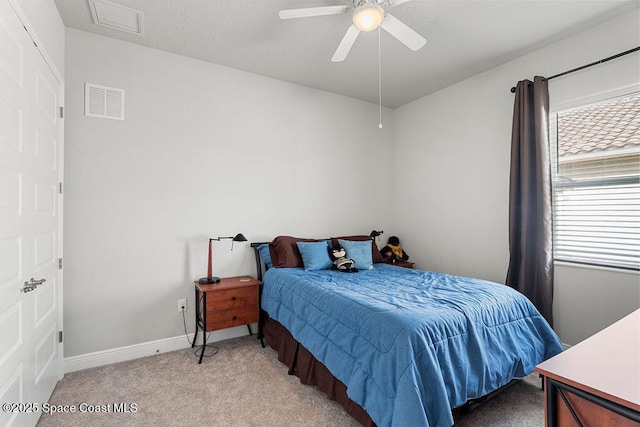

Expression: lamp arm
xmin=200 ymin=233 xmax=246 ymax=284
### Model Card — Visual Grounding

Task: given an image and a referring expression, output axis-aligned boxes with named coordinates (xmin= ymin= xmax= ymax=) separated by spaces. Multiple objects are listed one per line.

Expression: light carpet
xmin=38 ymin=335 xmax=544 ymax=426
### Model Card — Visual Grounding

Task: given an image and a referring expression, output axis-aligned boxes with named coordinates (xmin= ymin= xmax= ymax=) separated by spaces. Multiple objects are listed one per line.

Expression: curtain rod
xmin=509 ymin=46 xmax=640 ymax=93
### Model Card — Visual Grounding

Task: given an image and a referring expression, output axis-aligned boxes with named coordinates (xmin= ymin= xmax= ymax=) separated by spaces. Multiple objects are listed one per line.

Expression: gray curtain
xmin=506 ymin=76 xmax=554 ymax=326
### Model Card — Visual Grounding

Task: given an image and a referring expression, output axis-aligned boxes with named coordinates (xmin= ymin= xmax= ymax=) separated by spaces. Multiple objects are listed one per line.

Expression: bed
xmin=252 ymin=236 xmax=563 ymax=427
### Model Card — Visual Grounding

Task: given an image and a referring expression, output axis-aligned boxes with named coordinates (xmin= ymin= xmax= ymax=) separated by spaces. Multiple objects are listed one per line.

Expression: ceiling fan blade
xmin=331 ymin=25 xmax=360 ymax=62
xmin=389 ymin=0 xmax=412 ymax=5
xmin=279 ymin=5 xmax=349 ymax=20
xmin=380 ymin=13 xmax=426 ymax=51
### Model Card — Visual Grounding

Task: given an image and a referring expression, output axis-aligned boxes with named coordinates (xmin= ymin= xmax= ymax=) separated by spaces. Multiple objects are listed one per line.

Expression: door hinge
xmin=59 ymin=106 xmax=64 ymax=118
xmin=58 ymin=182 xmax=63 ymax=194
xmin=58 ymin=331 xmax=63 ymax=343
xmin=22 ymin=26 xmax=37 ymax=48
xmin=58 ymin=258 xmax=63 ymax=270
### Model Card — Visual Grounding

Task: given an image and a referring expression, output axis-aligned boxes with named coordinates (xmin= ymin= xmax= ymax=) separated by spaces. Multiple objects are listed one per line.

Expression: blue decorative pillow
xmin=257 ymin=244 xmax=273 ymax=269
xmin=296 ymin=241 xmax=332 ymax=271
xmin=338 ymin=239 xmax=374 ymax=270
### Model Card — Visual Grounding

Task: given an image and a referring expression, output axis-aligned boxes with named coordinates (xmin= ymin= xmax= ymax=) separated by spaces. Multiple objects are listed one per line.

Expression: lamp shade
xmin=232 ymin=233 xmax=247 ymax=242
xmin=352 ymin=5 xmax=384 ymax=32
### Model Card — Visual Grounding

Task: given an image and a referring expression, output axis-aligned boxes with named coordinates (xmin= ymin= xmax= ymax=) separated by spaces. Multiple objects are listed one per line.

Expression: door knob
xmin=22 ymin=282 xmax=36 ymax=293
xmin=22 ymin=278 xmax=46 ymax=293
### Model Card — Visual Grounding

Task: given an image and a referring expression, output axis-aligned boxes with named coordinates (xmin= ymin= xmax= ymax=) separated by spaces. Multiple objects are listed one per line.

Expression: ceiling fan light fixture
xmin=352 ymin=5 xmax=384 ymax=32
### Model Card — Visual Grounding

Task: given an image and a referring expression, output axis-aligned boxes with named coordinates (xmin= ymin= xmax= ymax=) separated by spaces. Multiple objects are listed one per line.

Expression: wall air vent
xmin=88 ymin=0 xmax=144 ymax=36
xmin=85 ymin=83 xmax=125 ymax=120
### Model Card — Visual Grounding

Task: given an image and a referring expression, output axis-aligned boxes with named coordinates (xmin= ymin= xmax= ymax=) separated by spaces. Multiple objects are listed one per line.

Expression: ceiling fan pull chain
xmin=378 ymin=26 xmax=383 ymax=129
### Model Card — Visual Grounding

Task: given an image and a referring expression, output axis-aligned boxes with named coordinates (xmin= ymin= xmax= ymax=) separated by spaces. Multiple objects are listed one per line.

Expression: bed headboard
xmin=250 ymin=242 xmax=271 ymax=281
xmin=251 ymin=236 xmax=381 ymax=281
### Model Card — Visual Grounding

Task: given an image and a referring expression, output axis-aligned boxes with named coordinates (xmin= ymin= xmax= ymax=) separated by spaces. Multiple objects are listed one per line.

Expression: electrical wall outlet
xmin=177 ymin=298 xmax=187 ymax=312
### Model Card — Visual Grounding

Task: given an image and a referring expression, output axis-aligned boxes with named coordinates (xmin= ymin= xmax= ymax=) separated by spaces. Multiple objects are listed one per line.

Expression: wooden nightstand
xmin=394 ymin=261 xmax=414 ymax=269
xmin=192 ymin=275 xmax=262 ymax=364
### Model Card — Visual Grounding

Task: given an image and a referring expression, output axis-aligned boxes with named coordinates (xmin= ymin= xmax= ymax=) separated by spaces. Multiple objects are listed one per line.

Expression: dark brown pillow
xmin=271 ymin=236 xmax=318 ymax=268
xmin=330 ymin=235 xmax=384 ymax=264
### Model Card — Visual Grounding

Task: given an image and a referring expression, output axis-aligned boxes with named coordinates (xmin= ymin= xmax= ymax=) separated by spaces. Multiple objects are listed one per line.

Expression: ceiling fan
xmin=279 ymin=0 xmax=427 ymax=62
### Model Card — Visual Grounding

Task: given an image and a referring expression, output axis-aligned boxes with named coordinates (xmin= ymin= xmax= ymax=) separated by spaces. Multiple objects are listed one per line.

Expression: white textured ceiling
xmin=54 ymin=0 xmax=638 ymax=108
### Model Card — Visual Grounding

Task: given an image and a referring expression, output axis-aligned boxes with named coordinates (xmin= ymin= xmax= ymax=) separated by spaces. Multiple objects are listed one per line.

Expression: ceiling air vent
xmin=85 ymin=83 xmax=125 ymax=120
xmin=88 ymin=0 xmax=144 ymax=35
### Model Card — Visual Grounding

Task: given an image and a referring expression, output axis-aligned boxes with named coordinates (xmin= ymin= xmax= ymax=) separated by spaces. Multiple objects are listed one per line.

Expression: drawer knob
xmin=231 ymin=296 xmax=237 ymax=301
xmin=232 ymin=316 xmax=237 ymax=320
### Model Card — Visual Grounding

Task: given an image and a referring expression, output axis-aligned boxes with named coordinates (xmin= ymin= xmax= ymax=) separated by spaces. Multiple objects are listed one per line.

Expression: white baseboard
xmin=64 ymin=325 xmax=254 ymax=373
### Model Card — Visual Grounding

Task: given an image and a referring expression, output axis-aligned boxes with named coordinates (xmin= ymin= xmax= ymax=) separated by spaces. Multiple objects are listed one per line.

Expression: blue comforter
xmin=261 ymin=264 xmax=562 ymax=427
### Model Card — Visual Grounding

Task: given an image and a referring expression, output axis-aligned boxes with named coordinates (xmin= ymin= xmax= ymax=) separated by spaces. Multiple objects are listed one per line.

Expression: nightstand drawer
xmin=207 ymin=286 xmax=258 ymax=310
xmin=207 ymin=304 xmax=259 ymax=331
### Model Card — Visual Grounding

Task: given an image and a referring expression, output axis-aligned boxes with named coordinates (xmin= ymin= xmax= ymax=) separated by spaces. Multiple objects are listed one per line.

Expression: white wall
xmin=63 ymin=29 xmax=394 ymax=357
xmin=394 ymin=8 xmax=639 ymax=345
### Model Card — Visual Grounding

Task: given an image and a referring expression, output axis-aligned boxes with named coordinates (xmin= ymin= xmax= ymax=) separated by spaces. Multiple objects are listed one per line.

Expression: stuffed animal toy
xmin=380 ymin=246 xmax=394 ymax=264
xmin=329 ymin=245 xmax=358 ymax=273
xmin=386 ymin=236 xmax=409 ymax=262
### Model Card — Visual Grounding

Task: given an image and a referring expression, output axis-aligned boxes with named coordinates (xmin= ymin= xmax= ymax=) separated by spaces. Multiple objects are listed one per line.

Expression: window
xmin=550 ymin=91 xmax=640 ymax=270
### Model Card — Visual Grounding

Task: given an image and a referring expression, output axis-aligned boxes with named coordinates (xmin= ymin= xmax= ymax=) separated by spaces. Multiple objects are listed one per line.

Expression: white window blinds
xmin=550 ymin=92 xmax=640 ymax=270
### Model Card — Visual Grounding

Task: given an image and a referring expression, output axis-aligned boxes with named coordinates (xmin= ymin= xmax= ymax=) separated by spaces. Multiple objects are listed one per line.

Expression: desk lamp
xmin=199 ymin=233 xmax=247 ymax=284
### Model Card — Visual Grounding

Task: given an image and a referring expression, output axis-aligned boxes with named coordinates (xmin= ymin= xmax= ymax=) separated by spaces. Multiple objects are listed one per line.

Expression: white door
xmin=0 ymin=1 xmax=63 ymax=425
